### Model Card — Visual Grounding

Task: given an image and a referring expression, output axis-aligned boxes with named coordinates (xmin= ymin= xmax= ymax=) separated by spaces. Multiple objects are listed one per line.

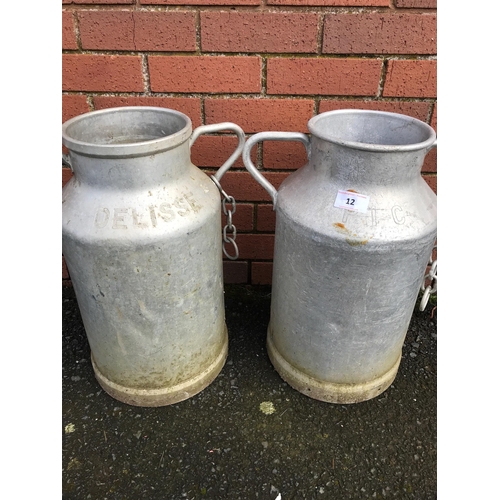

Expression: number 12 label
xmin=334 ymin=190 xmax=370 ymax=213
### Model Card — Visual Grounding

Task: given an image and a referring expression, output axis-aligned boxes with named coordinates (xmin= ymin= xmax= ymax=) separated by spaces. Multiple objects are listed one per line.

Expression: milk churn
xmin=243 ymin=109 xmax=437 ymax=403
xmin=62 ymin=107 xmax=245 ymax=407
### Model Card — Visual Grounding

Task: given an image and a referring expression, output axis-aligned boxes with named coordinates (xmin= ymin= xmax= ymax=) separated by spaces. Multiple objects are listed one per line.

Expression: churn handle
xmin=242 ymin=132 xmax=311 ymax=209
xmin=189 ymin=122 xmax=245 ymax=261
xmin=189 ymin=122 xmax=246 ymax=181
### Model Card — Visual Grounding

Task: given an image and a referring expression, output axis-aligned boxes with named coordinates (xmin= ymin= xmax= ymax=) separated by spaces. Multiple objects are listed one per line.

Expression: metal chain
xmin=419 ymin=247 xmax=437 ymax=312
xmin=210 ymin=175 xmax=239 ymax=260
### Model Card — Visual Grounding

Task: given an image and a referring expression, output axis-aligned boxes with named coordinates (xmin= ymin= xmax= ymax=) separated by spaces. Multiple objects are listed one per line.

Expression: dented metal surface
xmin=62 ymin=106 xmax=244 ymax=407
xmin=243 ymin=109 xmax=437 ymax=404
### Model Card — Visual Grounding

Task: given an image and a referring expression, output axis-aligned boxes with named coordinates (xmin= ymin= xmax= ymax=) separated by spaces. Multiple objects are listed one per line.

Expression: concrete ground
xmin=62 ymin=284 xmax=437 ymax=499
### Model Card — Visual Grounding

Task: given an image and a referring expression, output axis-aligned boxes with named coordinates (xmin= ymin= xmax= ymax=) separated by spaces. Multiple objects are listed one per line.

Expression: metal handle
xmin=62 ymin=153 xmax=73 ymax=172
xmin=189 ymin=122 xmax=245 ymax=261
xmin=189 ymin=122 xmax=246 ymax=181
xmin=242 ymin=131 xmax=311 ymax=209
xmin=419 ymin=255 xmax=437 ymax=312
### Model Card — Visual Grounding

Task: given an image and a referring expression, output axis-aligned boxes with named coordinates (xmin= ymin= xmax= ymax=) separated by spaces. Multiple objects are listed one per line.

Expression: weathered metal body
xmin=243 ymin=110 xmax=437 ymax=403
xmin=62 ymin=107 xmax=245 ymax=407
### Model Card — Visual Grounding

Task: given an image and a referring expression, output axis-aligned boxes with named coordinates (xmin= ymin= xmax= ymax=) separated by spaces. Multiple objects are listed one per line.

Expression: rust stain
xmin=333 ymin=222 xmax=371 ymax=246
xmin=346 ymin=189 xmax=358 ymax=193
xmin=346 ymin=238 xmax=369 ymax=246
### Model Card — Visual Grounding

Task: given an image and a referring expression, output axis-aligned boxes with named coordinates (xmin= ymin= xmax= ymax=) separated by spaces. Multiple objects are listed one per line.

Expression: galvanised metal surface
xmin=62 ymin=107 xmax=245 ymax=407
xmin=243 ymin=110 xmax=437 ymax=404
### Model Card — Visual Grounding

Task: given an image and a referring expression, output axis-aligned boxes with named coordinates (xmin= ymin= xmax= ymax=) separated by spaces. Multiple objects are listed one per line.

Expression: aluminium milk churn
xmin=243 ymin=109 xmax=437 ymax=404
xmin=62 ymin=106 xmax=245 ymax=407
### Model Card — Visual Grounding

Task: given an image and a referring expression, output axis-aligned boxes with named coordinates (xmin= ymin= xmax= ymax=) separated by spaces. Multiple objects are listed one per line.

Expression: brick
xmin=62 ymin=94 xmax=90 ymax=123
xmin=62 ymin=168 xmax=73 ymax=188
xmin=62 ymin=54 xmax=144 ymax=92
xmin=62 ymin=11 xmax=78 ymax=50
xmin=422 ymin=148 xmax=436 ymax=173
xmin=142 ymin=1 xmax=260 ymax=4
xmin=422 ymin=174 xmax=436 ymax=194
xmin=267 ymin=58 xmax=382 ymax=96
xmin=251 ymin=262 xmax=273 ymax=285
xmin=149 ymin=56 xmax=261 ymax=93
xmin=269 ymin=1 xmax=388 ymax=5
xmin=205 ymin=98 xmax=315 ymax=133
xmin=431 ymin=245 xmax=437 ymax=262
xmin=201 ymin=12 xmax=318 ymax=53
xmin=191 ymin=135 xmax=256 ymax=168
xmin=223 ymin=261 xmax=248 ymax=284
xmin=63 ymin=93 xmax=77 ymax=162
xmin=78 ymin=10 xmax=196 ymax=52
xmin=395 ymin=0 xmax=436 ymax=8
xmin=319 ymin=100 xmax=430 ymax=122
xmin=94 ymin=96 xmax=202 ymax=127
xmin=62 ymin=256 xmax=70 ymax=280
xmin=65 ymin=0 xmax=133 ymax=3
xmin=429 ymin=103 xmax=437 ymax=172
xmin=323 ymin=13 xmax=436 ymax=55
xmin=263 ymin=141 xmax=309 ymax=170
xmin=210 ymin=171 xmax=291 ymax=202
xmin=383 ymin=60 xmax=437 ymax=98
xmin=431 ymin=103 xmax=437 ymax=132
xmin=257 ymin=204 xmax=276 ymax=232
xmin=193 ymin=138 xmax=234 ymax=169
xmin=221 ymin=203 xmax=254 ymax=232
xmin=235 ymin=234 xmax=275 ymax=260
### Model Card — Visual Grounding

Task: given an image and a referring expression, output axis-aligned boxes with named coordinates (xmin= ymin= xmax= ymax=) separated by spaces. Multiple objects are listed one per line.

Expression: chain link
xmin=419 ymin=247 xmax=437 ymax=312
xmin=211 ymin=175 xmax=239 ymax=260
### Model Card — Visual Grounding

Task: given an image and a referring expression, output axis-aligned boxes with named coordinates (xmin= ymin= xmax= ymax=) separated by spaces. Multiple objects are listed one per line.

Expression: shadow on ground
xmin=62 ymin=284 xmax=437 ymax=499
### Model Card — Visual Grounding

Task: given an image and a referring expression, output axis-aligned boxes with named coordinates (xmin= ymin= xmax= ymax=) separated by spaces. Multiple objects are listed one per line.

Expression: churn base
xmin=267 ymin=330 xmax=400 ymax=404
xmin=91 ymin=326 xmax=228 ymax=407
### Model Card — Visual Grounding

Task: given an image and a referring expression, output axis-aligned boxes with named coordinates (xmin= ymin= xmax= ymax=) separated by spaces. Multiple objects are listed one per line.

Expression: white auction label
xmin=334 ymin=190 xmax=370 ymax=213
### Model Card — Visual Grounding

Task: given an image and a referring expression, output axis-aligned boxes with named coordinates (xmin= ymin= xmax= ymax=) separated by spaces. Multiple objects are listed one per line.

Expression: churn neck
xmin=307 ymin=110 xmax=437 ymax=185
xmin=62 ymin=107 xmax=193 ymax=188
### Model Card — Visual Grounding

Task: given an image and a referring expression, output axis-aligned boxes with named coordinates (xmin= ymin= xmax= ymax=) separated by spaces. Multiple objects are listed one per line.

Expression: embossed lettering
xmin=95 ymin=196 xmax=201 ymax=229
xmin=183 ymin=192 xmax=202 ymax=213
xmin=341 ymin=207 xmax=378 ymax=227
xmin=391 ymin=205 xmax=405 ymax=225
xmin=149 ymin=205 xmax=157 ymax=228
xmin=173 ymin=197 xmax=189 ymax=217
xmin=158 ymin=203 xmax=175 ymax=222
xmin=95 ymin=208 xmax=110 ymax=228
xmin=112 ymin=208 xmax=128 ymax=229
xmin=132 ymin=208 xmax=148 ymax=228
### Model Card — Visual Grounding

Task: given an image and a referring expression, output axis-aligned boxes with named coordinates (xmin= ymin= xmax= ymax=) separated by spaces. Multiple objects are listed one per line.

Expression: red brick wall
xmin=62 ymin=0 xmax=437 ymax=286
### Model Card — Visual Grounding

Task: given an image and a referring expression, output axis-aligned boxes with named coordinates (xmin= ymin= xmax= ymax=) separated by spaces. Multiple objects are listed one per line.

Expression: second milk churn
xmin=243 ymin=109 xmax=437 ymax=403
xmin=62 ymin=107 xmax=245 ymax=407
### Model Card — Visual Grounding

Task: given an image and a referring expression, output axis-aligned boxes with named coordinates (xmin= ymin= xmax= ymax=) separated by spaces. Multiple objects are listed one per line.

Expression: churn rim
xmin=308 ymin=109 xmax=437 ymax=152
xmin=62 ymin=106 xmax=193 ymax=158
